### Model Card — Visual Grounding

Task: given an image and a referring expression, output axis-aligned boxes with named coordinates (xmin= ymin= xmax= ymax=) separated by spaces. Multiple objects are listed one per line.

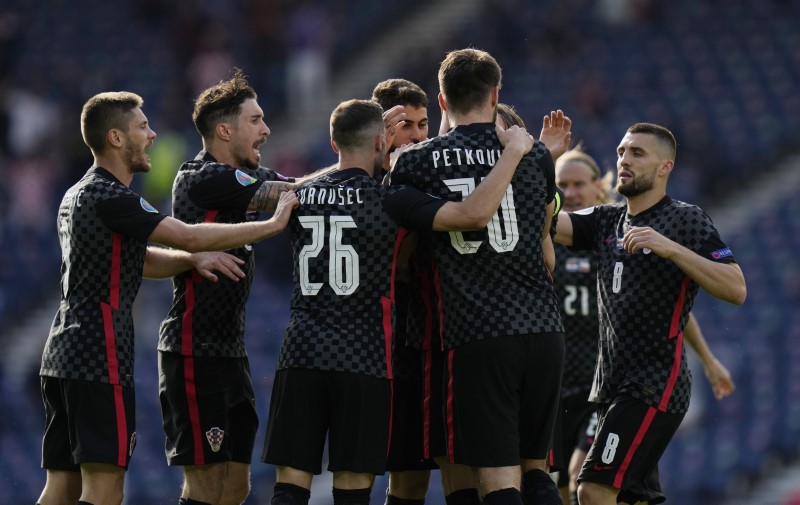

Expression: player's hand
xmin=622 ymin=226 xmax=676 ymax=257
xmin=703 ymin=356 xmax=736 ymax=400
xmin=496 ymin=124 xmax=534 ymax=156
xmin=272 ymin=190 xmax=299 ymax=229
xmin=383 ymin=105 xmax=406 ymax=149
xmin=389 ymin=143 xmax=414 ymax=171
xmin=539 ymin=109 xmax=572 ymax=161
xmin=191 ymin=251 xmax=245 ymax=283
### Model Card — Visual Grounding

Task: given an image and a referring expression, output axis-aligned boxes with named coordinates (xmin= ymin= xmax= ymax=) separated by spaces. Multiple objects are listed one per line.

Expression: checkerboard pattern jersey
xmin=574 ymin=197 xmax=735 ymax=413
xmin=277 ymin=169 xmax=404 ymax=379
xmin=158 ymin=152 xmax=285 ymax=358
xmin=389 ymin=123 xmax=563 ymax=349
xmin=41 ymin=168 xmax=165 ymax=387
xmin=553 ymin=245 xmax=600 ymax=397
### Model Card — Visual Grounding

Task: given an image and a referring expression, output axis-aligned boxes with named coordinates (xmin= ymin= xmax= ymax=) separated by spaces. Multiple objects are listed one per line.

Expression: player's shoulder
xmin=665 ymin=197 xmax=712 ymax=222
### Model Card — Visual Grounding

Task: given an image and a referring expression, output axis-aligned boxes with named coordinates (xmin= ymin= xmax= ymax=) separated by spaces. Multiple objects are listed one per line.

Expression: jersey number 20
xmin=443 ymin=178 xmax=519 ymax=254
xmin=298 ymin=215 xmax=359 ymax=296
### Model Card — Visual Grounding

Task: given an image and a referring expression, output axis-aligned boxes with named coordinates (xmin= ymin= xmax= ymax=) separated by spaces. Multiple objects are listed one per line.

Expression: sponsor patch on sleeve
xmin=711 ymin=247 xmax=733 ymax=259
xmin=140 ymin=197 xmax=158 ymax=213
xmin=235 ymin=169 xmax=258 ymax=186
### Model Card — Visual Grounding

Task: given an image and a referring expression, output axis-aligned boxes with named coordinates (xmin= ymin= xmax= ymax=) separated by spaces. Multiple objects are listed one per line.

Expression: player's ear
xmin=106 ymin=128 xmax=123 ymax=149
xmin=216 ymin=122 xmax=232 ymax=142
xmin=437 ymin=93 xmax=447 ymax=112
xmin=490 ymin=86 xmax=499 ymax=108
xmin=658 ymin=160 xmax=674 ymax=177
xmin=330 ymin=139 xmax=340 ymax=155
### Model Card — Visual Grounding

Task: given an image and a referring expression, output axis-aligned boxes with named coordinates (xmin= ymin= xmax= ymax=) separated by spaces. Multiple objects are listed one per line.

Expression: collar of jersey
xmin=329 ymin=167 xmax=370 ymax=181
xmin=626 ymin=195 xmax=672 ymax=220
xmin=452 ymin=122 xmax=495 ymax=134
xmin=90 ymin=166 xmax=123 ymax=185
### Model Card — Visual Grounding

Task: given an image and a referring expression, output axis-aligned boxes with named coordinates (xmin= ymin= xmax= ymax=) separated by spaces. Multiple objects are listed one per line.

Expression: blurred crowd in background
xmin=1 ymin=0 xmax=799 ymax=503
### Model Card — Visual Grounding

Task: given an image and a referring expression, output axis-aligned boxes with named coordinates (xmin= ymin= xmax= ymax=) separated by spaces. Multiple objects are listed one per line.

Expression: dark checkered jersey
xmin=386 ymin=123 xmax=563 ymax=348
xmin=158 ymin=151 xmax=289 ymax=357
xmin=40 ymin=167 xmax=167 ymax=387
xmin=277 ymin=168 xmax=407 ymax=379
xmin=569 ymin=196 xmax=737 ymax=413
xmin=553 ymin=244 xmax=599 ymax=398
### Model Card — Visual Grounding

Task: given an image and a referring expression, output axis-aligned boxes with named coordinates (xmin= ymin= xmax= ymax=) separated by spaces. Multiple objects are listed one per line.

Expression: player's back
xmin=390 ymin=124 xmax=562 ymax=348
xmin=279 ymin=168 xmax=405 ymax=379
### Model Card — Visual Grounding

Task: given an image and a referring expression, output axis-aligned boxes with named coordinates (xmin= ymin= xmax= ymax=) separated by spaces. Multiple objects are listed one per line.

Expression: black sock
xmin=333 ymin=487 xmax=372 ymax=505
xmin=445 ymin=488 xmax=481 ymax=505
xmin=179 ymin=499 xmax=212 ymax=505
xmin=521 ymin=469 xmax=562 ymax=505
xmin=272 ymin=482 xmax=311 ymax=505
xmin=482 ymin=488 xmax=524 ymax=505
xmin=386 ymin=495 xmax=425 ymax=505
xmin=569 ymin=490 xmax=578 ymax=505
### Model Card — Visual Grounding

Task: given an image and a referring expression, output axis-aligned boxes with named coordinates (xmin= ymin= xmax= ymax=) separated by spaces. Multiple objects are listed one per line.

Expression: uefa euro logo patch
xmin=206 ymin=427 xmax=225 ymax=452
xmin=235 ymin=169 xmax=257 ymax=186
xmin=140 ymin=197 xmax=158 ymax=213
xmin=711 ymin=247 xmax=733 ymax=259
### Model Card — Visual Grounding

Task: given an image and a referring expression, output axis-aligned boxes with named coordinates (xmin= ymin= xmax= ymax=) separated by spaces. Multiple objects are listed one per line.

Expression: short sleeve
xmin=95 ymin=193 xmax=167 ymax=242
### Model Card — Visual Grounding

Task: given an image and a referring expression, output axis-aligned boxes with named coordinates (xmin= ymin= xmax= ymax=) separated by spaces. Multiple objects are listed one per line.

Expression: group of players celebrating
xmin=37 ymin=47 xmax=744 ymax=505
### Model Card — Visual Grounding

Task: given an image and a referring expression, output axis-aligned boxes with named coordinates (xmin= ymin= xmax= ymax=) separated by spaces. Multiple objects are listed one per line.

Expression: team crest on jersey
xmin=206 ymin=427 xmax=224 ymax=452
xmin=140 ymin=197 xmax=158 ymax=213
xmin=565 ymin=257 xmax=591 ymax=273
xmin=128 ymin=432 xmax=137 ymax=456
xmin=711 ymin=247 xmax=732 ymax=259
xmin=235 ymin=169 xmax=257 ymax=186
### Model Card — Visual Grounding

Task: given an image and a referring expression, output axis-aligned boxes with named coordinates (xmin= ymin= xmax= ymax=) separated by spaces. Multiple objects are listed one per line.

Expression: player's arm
xmin=248 ymin=180 xmax=293 ymax=212
xmin=622 ymin=226 xmax=746 ymax=304
xmin=553 ymin=211 xmax=574 ymax=246
xmin=150 ymin=191 xmax=298 ymax=252
xmin=430 ymin=124 xmax=534 ymax=231
xmin=684 ymin=312 xmax=735 ymax=400
xmin=143 ymin=248 xmax=246 ymax=282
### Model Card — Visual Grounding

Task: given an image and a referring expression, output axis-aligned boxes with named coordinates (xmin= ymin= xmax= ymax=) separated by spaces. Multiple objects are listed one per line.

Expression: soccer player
xmin=385 ymin=48 xmax=567 ymax=505
xmin=372 ymin=78 xmax=480 ymax=505
xmin=37 ymin=91 xmax=297 ymax=505
xmin=552 ymin=123 xmax=746 ymax=505
xmin=262 ymin=98 xmax=539 ymax=505
xmin=157 ymin=69 xmax=307 ymax=505
xmin=550 ymin=147 xmax=736 ymax=505
xmin=372 ymin=78 xmax=429 ymax=175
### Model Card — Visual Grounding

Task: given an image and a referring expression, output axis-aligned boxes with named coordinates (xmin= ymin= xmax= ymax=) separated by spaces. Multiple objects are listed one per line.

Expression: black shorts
xmin=550 ymin=391 xmax=595 ymax=481
xmin=261 ymin=368 xmax=391 ymax=475
xmin=444 ymin=332 xmax=564 ymax=467
xmin=158 ymin=352 xmax=258 ymax=466
xmin=387 ymin=345 xmax=444 ymax=471
xmin=578 ymin=395 xmax=685 ymax=505
xmin=41 ymin=376 xmax=136 ymax=470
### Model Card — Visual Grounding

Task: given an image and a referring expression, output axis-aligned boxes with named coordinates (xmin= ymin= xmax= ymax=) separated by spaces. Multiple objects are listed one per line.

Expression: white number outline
xmin=298 ymin=215 xmax=360 ymax=296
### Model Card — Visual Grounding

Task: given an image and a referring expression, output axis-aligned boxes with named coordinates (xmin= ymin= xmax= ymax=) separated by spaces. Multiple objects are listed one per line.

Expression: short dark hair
xmin=496 ymin=103 xmax=524 ymax=128
xmin=193 ymin=68 xmax=257 ymax=140
xmin=371 ymin=78 xmax=428 ymax=111
xmin=438 ymin=48 xmax=502 ymax=116
xmin=627 ymin=122 xmax=677 ymax=160
xmin=80 ymin=91 xmax=143 ymax=154
xmin=330 ymin=99 xmax=384 ymax=153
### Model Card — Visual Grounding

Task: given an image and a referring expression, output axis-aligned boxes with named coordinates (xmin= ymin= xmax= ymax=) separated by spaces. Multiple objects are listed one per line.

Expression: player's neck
xmin=205 ymin=144 xmax=239 ymax=168
xmin=92 ymin=155 xmax=133 ymax=186
xmin=338 ymin=153 xmax=377 ymax=178
xmin=626 ymin=188 xmax=667 ymax=216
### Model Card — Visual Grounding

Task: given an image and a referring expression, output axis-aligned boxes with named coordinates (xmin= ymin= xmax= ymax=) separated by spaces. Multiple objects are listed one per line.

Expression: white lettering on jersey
xmin=431 ymin=148 xmax=502 ymax=169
